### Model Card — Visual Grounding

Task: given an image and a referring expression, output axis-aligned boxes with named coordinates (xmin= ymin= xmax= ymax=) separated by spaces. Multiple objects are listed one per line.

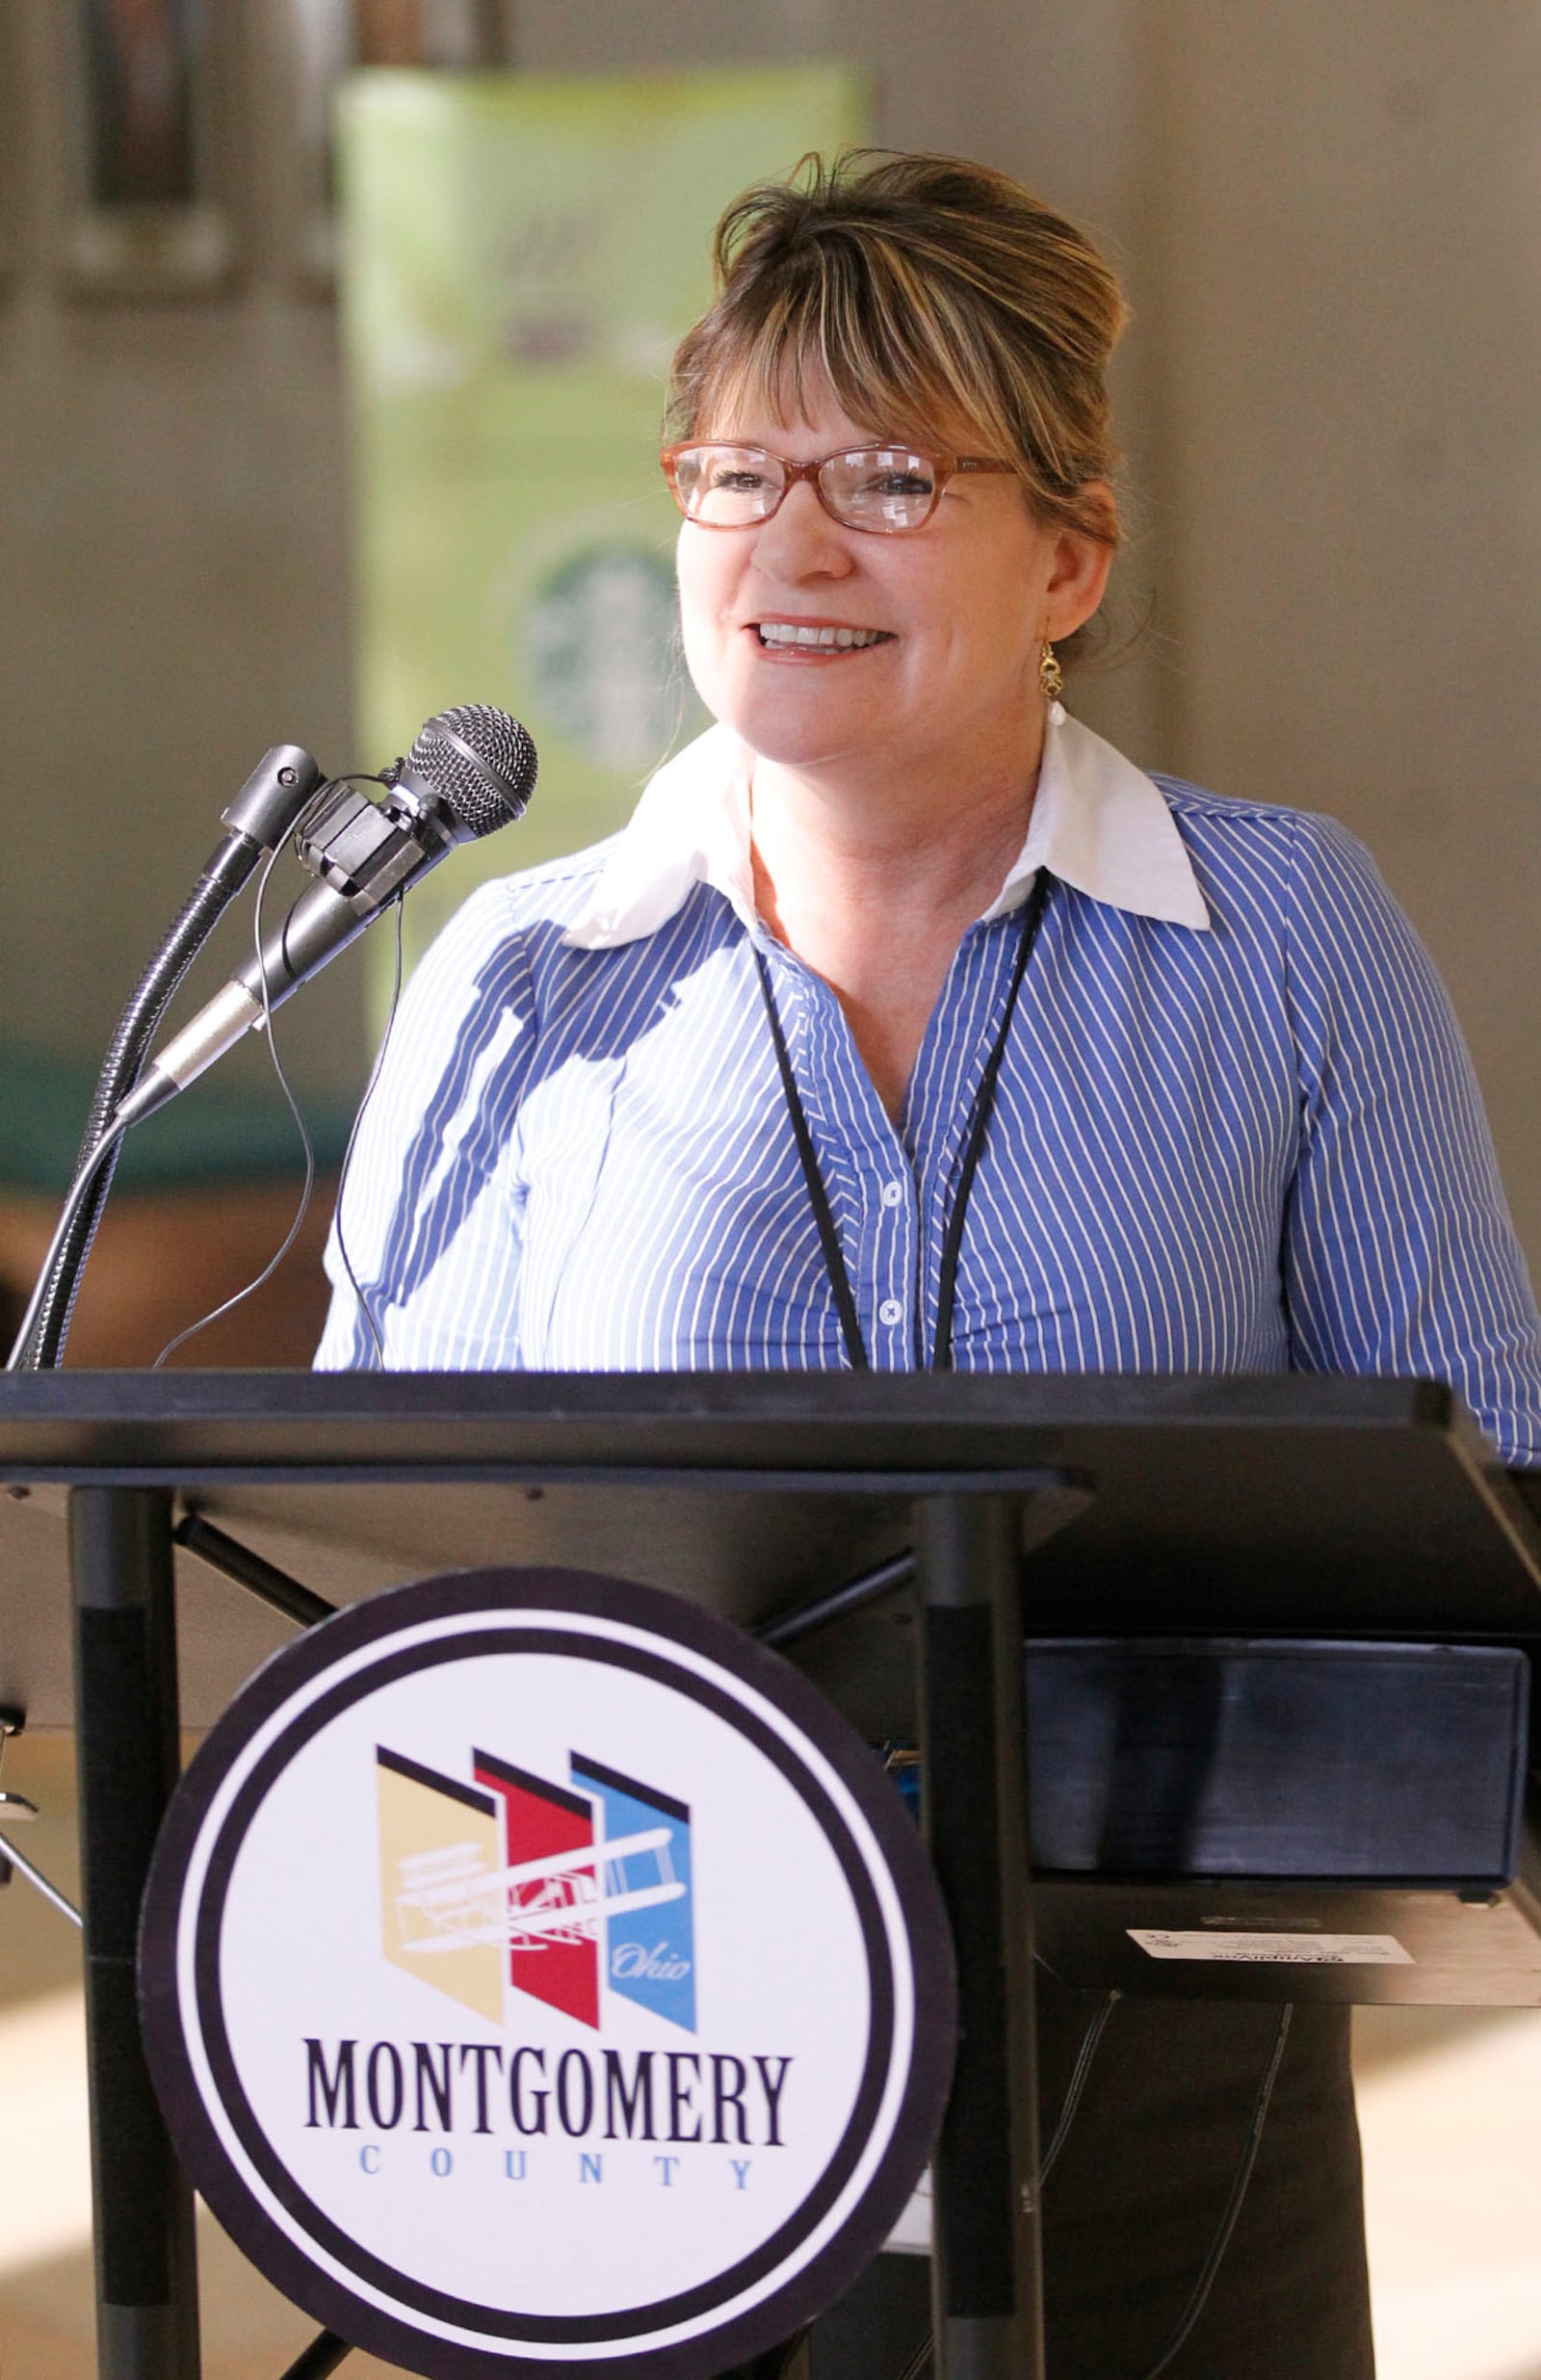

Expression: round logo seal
xmin=140 ymin=1568 xmax=956 ymax=2375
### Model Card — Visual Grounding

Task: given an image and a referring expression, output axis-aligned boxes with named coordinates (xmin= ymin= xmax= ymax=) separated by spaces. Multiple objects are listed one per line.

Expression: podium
xmin=2 ymin=1369 xmax=1540 ymax=2380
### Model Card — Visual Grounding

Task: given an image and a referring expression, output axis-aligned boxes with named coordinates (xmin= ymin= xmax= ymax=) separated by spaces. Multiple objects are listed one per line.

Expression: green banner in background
xmin=338 ymin=65 xmax=867 ymax=999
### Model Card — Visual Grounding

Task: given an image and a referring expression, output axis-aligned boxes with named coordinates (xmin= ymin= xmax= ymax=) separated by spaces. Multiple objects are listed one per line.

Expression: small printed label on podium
xmin=139 ymin=1567 xmax=954 ymax=2378
xmin=1130 ymin=1928 xmax=1415 ymax=1966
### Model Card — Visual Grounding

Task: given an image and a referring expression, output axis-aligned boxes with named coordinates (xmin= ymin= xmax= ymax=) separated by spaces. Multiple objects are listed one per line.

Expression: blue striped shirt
xmin=317 ymin=715 xmax=1541 ymax=1467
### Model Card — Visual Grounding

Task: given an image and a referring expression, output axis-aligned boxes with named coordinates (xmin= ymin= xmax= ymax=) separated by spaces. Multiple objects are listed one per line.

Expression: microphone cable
xmin=149 ymin=797 xmax=326 ymax=1366
xmin=147 ymin=807 xmax=326 ymax=1367
xmin=880 ymin=1995 xmax=1293 ymax=2380
xmin=148 ymin=777 xmax=406 ymax=1370
xmin=1039 ymin=1986 xmax=1120 ymax=2186
xmin=327 ymin=896 xmax=405 ymax=1369
xmin=1132 ymin=2003 xmax=1293 ymax=2380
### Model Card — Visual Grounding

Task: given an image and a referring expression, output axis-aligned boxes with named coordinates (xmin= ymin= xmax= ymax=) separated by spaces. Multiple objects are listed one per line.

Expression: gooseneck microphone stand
xmin=14 ymin=745 xmax=324 ymax=1371
xmin=13 ymin=706 xmax=539 ymax=1376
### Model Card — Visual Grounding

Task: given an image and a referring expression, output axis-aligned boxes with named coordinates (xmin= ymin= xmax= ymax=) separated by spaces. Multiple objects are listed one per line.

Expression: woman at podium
xmin=318 ymin=152 xmax=1541 ymax=2378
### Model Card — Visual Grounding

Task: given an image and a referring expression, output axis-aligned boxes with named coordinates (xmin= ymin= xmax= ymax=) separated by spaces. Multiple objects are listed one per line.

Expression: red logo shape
xmin=473 ymin=1749 xmax=599 ymax=2030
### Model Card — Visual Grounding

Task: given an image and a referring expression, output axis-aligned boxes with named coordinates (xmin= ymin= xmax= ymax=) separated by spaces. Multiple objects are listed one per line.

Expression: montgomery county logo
xmin=141 ymin=1571 xmax=953 ymax=2378
xmin=377 ymin=1744 xmax=696 ymax=2035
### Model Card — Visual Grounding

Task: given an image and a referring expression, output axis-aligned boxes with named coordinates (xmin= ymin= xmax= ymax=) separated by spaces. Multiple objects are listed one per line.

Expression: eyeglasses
xmin=660 ymin=441 xmax=1017 ymax=535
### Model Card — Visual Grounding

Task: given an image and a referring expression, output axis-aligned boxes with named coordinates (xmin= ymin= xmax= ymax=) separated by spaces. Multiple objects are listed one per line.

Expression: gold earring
xmin=1039 ymin=639 xmax=1064 ymax=704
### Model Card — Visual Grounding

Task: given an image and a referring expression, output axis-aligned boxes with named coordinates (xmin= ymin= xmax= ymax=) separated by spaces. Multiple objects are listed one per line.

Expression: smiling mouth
xmin=753 ymin=622 xmax=893 ymax=651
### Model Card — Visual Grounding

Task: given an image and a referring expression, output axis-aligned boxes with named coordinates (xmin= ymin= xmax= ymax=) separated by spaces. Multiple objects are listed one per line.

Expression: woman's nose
xmin=751 ymin=480 xmax=856 ymax=578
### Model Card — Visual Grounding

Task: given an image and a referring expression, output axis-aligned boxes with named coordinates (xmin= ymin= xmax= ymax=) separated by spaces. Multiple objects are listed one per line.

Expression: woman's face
xmin=675 ymin=378 xmax=1111 ymax=792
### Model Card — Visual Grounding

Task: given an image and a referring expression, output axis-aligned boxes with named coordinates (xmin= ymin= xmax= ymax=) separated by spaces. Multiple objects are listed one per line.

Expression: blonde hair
xmin=666 ymin=150 xmax=1129 ymax=652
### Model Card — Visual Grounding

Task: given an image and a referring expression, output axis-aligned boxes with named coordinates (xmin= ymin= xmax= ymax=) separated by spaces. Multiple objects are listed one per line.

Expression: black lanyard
xmin=752 ymin=870 xmax=1054 ymax=1372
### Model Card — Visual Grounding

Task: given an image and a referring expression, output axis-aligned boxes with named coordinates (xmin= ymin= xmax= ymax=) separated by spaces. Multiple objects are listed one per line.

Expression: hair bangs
xmin=690 ymin=237 xmax=1020 ymax=467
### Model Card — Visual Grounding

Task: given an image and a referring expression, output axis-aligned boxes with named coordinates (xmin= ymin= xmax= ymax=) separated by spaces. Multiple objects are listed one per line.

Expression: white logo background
xmin=157 ymin=1597 xmax=931 ymax=2367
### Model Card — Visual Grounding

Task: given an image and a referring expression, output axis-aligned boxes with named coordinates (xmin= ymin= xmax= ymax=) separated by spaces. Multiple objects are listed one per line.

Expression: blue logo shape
xmin=570 ymin=1754 xmax=695 ymax=2033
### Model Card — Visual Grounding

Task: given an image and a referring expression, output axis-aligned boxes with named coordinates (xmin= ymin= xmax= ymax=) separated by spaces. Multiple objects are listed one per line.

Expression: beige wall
xmin=2 ymin=0 xmax=1536 ymax=1257
xmin=0 ymin=2 xmax=356 ymax=1102
xmin=1142 ymin=4 xmax=1541 ymax=1261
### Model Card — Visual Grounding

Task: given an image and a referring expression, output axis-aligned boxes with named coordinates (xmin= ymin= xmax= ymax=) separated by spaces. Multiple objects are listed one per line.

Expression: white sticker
xmin=1129 ymin=1929 xmax=1414 ymax=1967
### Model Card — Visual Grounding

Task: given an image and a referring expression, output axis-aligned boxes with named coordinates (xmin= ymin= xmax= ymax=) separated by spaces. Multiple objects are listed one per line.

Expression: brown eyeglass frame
xmin=660 ymin=441 xmax=1018 ymax=534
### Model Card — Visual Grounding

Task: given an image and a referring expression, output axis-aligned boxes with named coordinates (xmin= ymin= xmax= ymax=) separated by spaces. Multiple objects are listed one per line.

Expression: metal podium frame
xmin=3 ymin=1369 xmax=1541 ymax=2380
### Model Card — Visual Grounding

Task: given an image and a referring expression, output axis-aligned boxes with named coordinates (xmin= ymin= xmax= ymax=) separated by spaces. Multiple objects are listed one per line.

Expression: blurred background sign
xmin=338 ymin=63 xmax=866 ymax=991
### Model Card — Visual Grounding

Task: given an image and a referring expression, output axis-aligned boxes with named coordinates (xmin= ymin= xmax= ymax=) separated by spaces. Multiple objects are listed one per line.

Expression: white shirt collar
xmin=562 ymin=706 xmax=1211 ymax=950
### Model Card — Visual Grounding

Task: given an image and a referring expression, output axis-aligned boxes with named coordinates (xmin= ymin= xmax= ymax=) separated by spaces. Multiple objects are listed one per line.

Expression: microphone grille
xmin=406 ymin=705 xmax=538 ymax=838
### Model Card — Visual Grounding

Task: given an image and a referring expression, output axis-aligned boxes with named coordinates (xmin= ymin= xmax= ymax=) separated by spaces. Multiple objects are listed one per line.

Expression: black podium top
xmin=2 ymin=1371 xmax=1538 ymax=1726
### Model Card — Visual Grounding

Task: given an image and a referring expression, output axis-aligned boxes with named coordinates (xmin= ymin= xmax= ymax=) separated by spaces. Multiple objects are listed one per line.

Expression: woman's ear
xmin=1046 ymin=482 xmax=1117 ymax=641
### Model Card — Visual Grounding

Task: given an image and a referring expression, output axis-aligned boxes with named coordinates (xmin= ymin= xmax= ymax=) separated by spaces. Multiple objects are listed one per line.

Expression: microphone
xmin=113 ymin=705 xmax=536 ymax=1133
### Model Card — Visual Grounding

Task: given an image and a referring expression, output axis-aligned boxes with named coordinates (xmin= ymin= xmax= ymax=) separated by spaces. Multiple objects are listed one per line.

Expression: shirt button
xmin=878 ymin=1297 xmax=904 ymax=1326
xmin=880 ymin=1181 xmax=903 ymax=1208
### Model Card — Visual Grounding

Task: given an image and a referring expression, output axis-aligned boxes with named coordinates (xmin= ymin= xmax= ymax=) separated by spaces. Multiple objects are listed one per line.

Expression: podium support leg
xmin=70 ymin=1485 xmax=201 ymax=2380
xmin=917 ymin=1494 xmax=1043 ymax=2380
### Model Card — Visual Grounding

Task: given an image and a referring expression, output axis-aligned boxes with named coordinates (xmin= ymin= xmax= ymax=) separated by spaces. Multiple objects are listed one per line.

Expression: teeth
xmin=757 ymin=623 xmax=887 ymax=649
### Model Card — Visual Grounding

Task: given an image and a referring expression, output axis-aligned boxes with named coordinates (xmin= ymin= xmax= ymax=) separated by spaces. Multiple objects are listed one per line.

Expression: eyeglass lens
xmin=669 ymin=446 xmax=941 ymax=532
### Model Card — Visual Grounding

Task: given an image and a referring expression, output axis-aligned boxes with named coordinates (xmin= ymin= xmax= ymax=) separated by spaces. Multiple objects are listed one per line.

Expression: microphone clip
xmin=298 ymin=782 xmax=453 ymax=918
